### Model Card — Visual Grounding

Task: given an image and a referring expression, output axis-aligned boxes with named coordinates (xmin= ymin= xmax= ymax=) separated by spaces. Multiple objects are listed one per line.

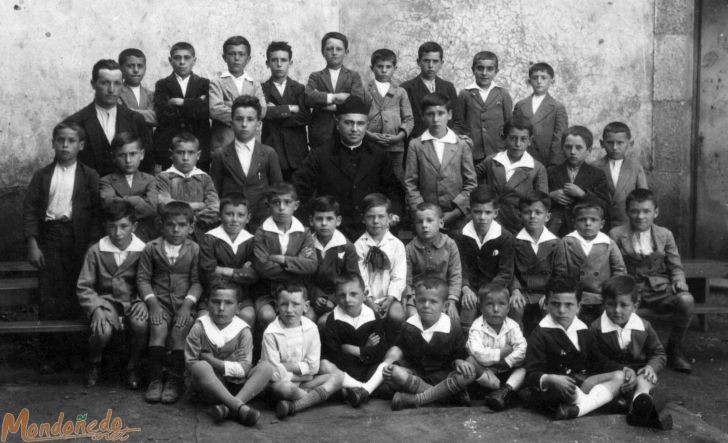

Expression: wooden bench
xmin=0 ymin=261 xmax=86 ymax=334
xmin=677 ymin=259 xmax=728 ymax=332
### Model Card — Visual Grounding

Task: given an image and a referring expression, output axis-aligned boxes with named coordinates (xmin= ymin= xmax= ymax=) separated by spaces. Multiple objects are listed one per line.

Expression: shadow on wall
xmin=0 ymin=187 xmax=27 ymax=262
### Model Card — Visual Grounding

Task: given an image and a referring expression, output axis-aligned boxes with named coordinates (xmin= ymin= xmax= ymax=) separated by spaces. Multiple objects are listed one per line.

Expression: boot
xmin=391 ymin=392 xmax=418 ymax=411
xmin=484 ymin=385 xmax=514 ymax=411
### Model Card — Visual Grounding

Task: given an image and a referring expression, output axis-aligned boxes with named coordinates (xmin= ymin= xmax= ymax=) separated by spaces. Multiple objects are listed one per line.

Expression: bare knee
xmin=149 ymin=323 xmax=169 ymax=345
xmin=189 ymin=360 xmax=214 ymax=380
xmin=388 ymin=301 xmax=405 ymax=324
xmin=238 ymin=307 xmax=256 ymax=328
xmin=171 ymin=324 xmax=192 ymax=348
xmin=677 ymin=293 xmax=694 ymax=313
xmin=257 ymin=305 xmax=277 ymax=328
xmin=129 ymin=317 xmax=148 ymax=336
xmin=251 ymin=360 xmax=274 ymax=378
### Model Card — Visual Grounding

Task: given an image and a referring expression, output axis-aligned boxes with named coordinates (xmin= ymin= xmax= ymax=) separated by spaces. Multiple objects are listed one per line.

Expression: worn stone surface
xmin=655 ymin=0 xmax=694 ymax=35
xmin=651 ymin=100 xmax=692 ymax=172
xmin=653 ymin=34 xmax=694 ymax=101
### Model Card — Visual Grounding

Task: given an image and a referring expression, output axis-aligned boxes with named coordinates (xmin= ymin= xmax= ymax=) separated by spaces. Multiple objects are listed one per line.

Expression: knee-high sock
xmin=576 ymin=384 xmax=613 ymax=417
xmin=403 ymin=374 xmax=431 ymax=394
xmin=294 ymin=386 xmax=331 ymax=412
xmin=342 ymin=373 xmax=365 ymax=389
xmin=147 ymin=346 xmax=165 ymax=381
xmin=169 ymin=350 xmax=185 ymax=379
xmin=414 ymin=373 xmax=470 ymax=406
xmin=363 ymin=363 xmax=388 ymax=393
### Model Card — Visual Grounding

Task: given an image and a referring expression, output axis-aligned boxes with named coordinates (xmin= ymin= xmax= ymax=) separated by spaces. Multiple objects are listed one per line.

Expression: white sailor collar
xmin=359 ymin=229 xmax=398 ymax=247
xmin=420 ymin=128 xmax=458 ymax=144
xmin=314 ymin=229 xmax=348 ymax=253
xmin=493 ymin=150 xmax=535 ymax=169
xmin=199 ymin=314 xmax=249 ymax=349
xmin=99 ymin=234 xmax=146 ymax=253
xmin=333 ymin=305 xmax=376 ymax=329
xmin=539 ymin=314 xmax=588 ymax=332
xmin=462 ymin=220 xmax=502 ymax=248
xmin=261 ymin=216 xmax=305 ymax=235
xmin=600 ymin=311 xmax=645 ymax=333
xmin=566 ymin=231 xmax=611 ymax=245
xmin=407 ymin=312 xmax=451 ymax=334
xmin=205 ymin=226 xmax=253 ymax=254
xmin=165 ymin=165 xmax=207 ymax=178
xmin=516 ymin=227 xmax=558 ymax=245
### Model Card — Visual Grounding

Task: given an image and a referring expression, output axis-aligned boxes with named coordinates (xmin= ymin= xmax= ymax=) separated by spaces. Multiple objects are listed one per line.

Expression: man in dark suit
xmin=293 ymin=96 xmax=404 ymax=240
xmin=65 ymin=59 xmax=153 ymax=177
xmin=153 ymin=42 xmax=211 ymax=170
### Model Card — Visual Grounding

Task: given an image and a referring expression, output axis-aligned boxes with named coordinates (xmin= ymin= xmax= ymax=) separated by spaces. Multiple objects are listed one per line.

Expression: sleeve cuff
xmin=224 ymin=361 xmax=246 ymax=378
xmin=298 ymin=362 xmax=311 ymax=376
xmin=539 ymin=374 xmax=548 ymax=391
xmin=326 ymin=93 xmax=334 ymax=105
xmin=143 ymin=294 xmax=156 ymax=301
xmin=185 ymin=294 xmax=198 ymax=303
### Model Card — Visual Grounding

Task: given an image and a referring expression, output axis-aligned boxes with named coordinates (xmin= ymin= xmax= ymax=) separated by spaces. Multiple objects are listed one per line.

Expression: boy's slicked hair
xmin=529 ymin=62 xmax=555 ymax=78
xmin=415 ymin=201 xmax=443 ymax=217
xmin=118 ymin=48 xmax=146 ymax=65
xmin=625 ymin=188 xmax=657 ymax=211
xmin=334 ymin=272 xmax=365 ymax=293
xmin=470 ymin=184 xmax=500 ymax=208
xmin=53 ymin=121 xmax=87 ymax=141
xmin=267 ymin=181 xmax=298 ymax=202
xmin=503 ymin=117 xmax=533 ymax=137
xmin=160 ymin=201 xmax=194 ymax=224
xmin=602 ymin=275 xmax=639 ymax=304
xmin=478 ymin=282 xmax=509 ymax=306
xmin=170 ymin=41 xmax=195 ymax=57
xmin=223 ymin=35 xmax=251 ymax=55
xmin=420 ymin=92 xmax=451 ymax=112
xmin=561 ymin=125 xmax=593 ymax=149
xmin=171 ymin=132 xmax=200 ymax=151
xmin=603 ymin=121 xmax=632 ymax=140
xmin=231 ymin=94 xmax=262 ymax=120
xmin=414 ymin=276 xmax=448 ymax=300
xmin=361 ymin=193 xmax=391 ymax=214
xmin=210 ymin=280 xmax=242 ymax=302
xmin=572 ymin=198 xmax=605 ymax=219
xmin=110 ymin=131 xmax=142 ymax=152
xmin=321 ymin=31 xmax=349 ymax=51
xmin=267 ymin=41 xmax=292 ymax=60
xmin=417 ymin=41 xmax=443 ymax=60
xmin=371 ymin=48 xmax=397 ymax=66
xmin=92 ymin=59 xmax=121 ymax=81
xmin=518 ymin=190 xmax=551 ymax=211
xmin=103 ymin=200 xmax=136 ymax=224
xmin=275 ymin=281 xmax=309 ymax=300
xmin=219 ymin=192 xmax=249 ymax=212
xmin=546 ymin=276 xmax=582 ymax=303
xmin=311 ymin=195 xmax=340 ymax=216
xmin=472 ymin=51 xmax=499 ymax=69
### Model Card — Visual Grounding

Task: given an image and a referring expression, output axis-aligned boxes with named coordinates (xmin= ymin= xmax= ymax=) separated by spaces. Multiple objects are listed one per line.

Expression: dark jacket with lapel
xmin=546 ymin=162 xmax=611 ymax=237
xmin=562 ymin=235 xmax=627 ymax=303
xmin=454 ymin=223 xmax=514 ymax=292
xmin=592 ymin=157 xmax=648 ymax=229
xmin=99 ymin=171 xmax=157 ymax=241
xmin=590 ymin=316 xmax=667 ymax=373
xmin=511 ymin=236 xmax=566 ymax=296
xmin=400 ymin=76 xmax=463 ymax=141
xmin=454 ymin=86 xmax=513 ymax=161
xmin=512 ymin=94 xmax=568 ymax=166
xmin=261 ymin=77 xmax=311 ymax=171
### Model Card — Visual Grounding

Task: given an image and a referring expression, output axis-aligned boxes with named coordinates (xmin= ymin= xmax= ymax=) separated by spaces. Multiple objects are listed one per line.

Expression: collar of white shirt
xmin=407 ymin=313 xmax=451 ymax=342
xmin=266 ymin=316 xmax=317 ymax=334
xmin=493 ymin=150 xmax=535 ymax=170
xmin=473 ymin=315 xmax=519 ymax=337
xmin=95 ymin=104 xmax=117 ymax=119
xmin=359 ymin=230 xmax=397 ymax=247
xmin=333 ymin=305 xmax=376 ymax=329
xmin=314 ymin=229 xmax=348 ymax=253
xmin=466 ymin=82 xmax=496 ymax=100
xmin=420 ymin=128 xmax=458 ymax=144
xmin=516 ymin=227 xmax=558 ymax=247
xmin=98 ymin=234 xmax=146 ymax=253
xmin=199 ymin=314 xmax=250 ymax=348
xmin=532 ymin=94 xmax=546 ymax=112
xmin=566 ymin=231 xmax=611 ymax=248
xmin=374 ymin=80 xmax=390 ymax=97
xmin=539 ymin=314 xmax=587 ymax=349
xmin=600 ymin=311 xmax=645 ymax=333
xmin=206 ymin=226 xmax=253 ymax=254
xmin=165 ymin=165 xmax=206 ymax=179
xmin=462 ymin=220 xmax=502 ymax=249
xmin=234 ymin=138 xmax=255 ymax=153
xmin=262 ymin=216 xmax=305 ymax=235
xmin=220 ymin=71 xmax=254 ymax=81
xmin=273 ymin=79 xmax=287 ymax=93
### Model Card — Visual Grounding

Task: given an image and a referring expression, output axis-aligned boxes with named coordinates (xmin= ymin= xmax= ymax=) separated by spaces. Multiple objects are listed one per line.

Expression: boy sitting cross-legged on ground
xmin=262 ymin=282 xmax=344 ymax=420
xmin=466 ymin=283 xmax=527 ymax=411
xmin=523 ymin=276 xmax=625 ymax=420
xmin=137 ymin=201 xmax=202 ymax=404
xmin=76 ymin=201 xmax=148 ymax=389
xmin=590 ymin=275 xmax=672 ymax=430
xmin=185 ymin=282 xmax=273 ymax=427
xmin=320 ymin=273 xmax=394 ymax=408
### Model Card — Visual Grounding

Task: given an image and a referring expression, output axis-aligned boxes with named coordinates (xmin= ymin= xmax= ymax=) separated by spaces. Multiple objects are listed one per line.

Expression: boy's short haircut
xmin=470 ymin=184 xmax=500 ymax=208
xmin=267 ymin=182 xmax=298 ymax=202
xmin=518 ymin=191 xmax=552 ymax=212
xmin=266 ymin=41 xmax=292 ymax=60
xmin=321 ymin=31 xmax=349 ymax=51
xmin=371 ymin=48 xmax=397 ymax=66
xmin=625 ymin=188 xmax=657 ymax=211
xmin=602 ymin=121 xmax=632 ymax=140
xmin=417 ymin=41 xmax=443 ymax=60
xmin=472 ymin=51 xmax=499 ymax=69
xmin=572 ymin=198 xmax=605 ymax=220
xmin=413 ymin=276 xmax=448 ymax=300
xmin=602 ymin=275 xmax=639 ymax=304
xmin=415 ymin=202 xmax=443 ymax=217
xmin=92 ymin=59 xmax=121 ymax=82
xmin=103 ymin=200 xmax=136 ymax=224
xmin=311 ymin=195 xmax=340 ymax=216
xmin=478 ymin=282 xmax=509 ymax=306
xmin=529 ymin=62 xmax=555 ymax=78
xmin=546 ymin=276 xmax=582 ymax=303
xmin=231 ymin=95 xmax=262 ymax=120
xmin=503 ymin=117 xmax=534 ymax=137
xmin=361 ymin=193 xmax=391 ymax=214
xmin=210 ymin=280 xmax=243 ymax=302
xmin=53 ymin=121 xmax=87 ymax=141
xmin=420 ymin=92 xmax=451 ymax=112
xmin=223 ymin=35 xmax=251 ymax=55
xmin=275 ymin=281 xmax=309 ymax=300
xmin=219 ymin=193 xmax=249 ymax=212
xmin=118 ymin=48 xmax=146 ymax=65
xmin=170 ymin=41 xmax=195 ymax=57
xmin=334 ymin=272 xmax=366 ymax=293
xmin=110 ymin=131 xmax=142 ymax=152
xmin=171 ymin=132 xmax=200 ymax=151
xmin=160 ymin=201 xmax=194 ymax=224
xmin=561 ymin=125 xmax=593 ymax=149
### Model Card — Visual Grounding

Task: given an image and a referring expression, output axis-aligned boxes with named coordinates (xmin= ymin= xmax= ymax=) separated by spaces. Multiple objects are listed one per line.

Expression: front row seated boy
xmin=523 ymin=277 xmax=625 ymax=420
xmin=261 ymin=283 xmax=344 ymax=419
xmin=137 ymin=201 xmax=202 ymax=404
xmin=185 ymin=283 xmax=273 ymax=427
xmin=76 ymin=201 xmax=148 ymax=389
xmin=591 ymin=276 xmax=672 ymax=430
